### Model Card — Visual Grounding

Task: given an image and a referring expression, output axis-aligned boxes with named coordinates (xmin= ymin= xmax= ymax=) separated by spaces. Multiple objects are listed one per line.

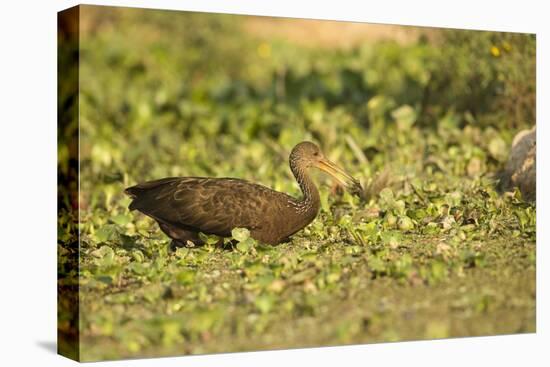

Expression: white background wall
xmin=0 ymin=1 xmax=546 ymax=366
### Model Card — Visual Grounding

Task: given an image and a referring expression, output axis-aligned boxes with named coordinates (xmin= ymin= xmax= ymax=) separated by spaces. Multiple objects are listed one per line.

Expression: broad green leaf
xmin=232 ymin=227 xmax=250 ymax=242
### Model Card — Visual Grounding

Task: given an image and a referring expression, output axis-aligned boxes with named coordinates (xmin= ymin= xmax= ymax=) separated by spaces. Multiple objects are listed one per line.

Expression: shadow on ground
xmin=36 ymin=340 xmax=57 ymax=354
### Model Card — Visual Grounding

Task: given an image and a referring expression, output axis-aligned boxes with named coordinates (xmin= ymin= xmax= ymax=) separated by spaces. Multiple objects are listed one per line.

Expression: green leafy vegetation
xmin=57 ymin=6 xmax=535 ymax=361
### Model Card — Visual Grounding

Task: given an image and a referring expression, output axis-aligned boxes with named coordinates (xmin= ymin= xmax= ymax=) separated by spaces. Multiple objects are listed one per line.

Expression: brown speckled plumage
xmin=125 ymin=142 xmax=361 ymax=247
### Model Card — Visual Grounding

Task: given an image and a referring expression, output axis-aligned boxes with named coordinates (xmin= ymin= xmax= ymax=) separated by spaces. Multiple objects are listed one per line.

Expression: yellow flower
xmin=490 ymin=46 xmax=501 ymax=57
xmin=257 ymin=43 xmax=271 ymax=59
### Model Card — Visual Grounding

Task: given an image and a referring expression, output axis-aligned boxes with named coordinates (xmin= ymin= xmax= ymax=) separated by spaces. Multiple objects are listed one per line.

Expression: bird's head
xmin=290 ymin=141 xmax=363 ymax=196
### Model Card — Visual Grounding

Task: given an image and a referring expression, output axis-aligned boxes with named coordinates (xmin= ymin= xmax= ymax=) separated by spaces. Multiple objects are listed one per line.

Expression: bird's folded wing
xmin=129 ymin=177 xmax=275 ymax=236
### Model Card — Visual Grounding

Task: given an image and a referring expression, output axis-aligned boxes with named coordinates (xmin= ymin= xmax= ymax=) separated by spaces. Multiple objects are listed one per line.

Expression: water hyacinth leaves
xmin=231 ymin=227 xmax=250 ymax=242
xmin=94 ymin=225 xmax=117 ymax=243
xmin=391 ymin=104 xmax=417 ymax=131
xmin=231 ymin=227 xmax=258 ymax=252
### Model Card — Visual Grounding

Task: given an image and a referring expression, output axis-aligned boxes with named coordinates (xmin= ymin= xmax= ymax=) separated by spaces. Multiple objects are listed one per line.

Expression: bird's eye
xmin=313 ymin=152 xmax=319 ymax=156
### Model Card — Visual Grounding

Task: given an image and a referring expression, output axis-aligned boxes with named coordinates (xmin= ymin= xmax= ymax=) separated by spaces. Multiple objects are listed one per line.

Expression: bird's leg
xmin=158 ymin=222 xmax=203 ymax=250
xmin=170 ymin=240 xmax=186 ymax=250
xmin=170 ymin=240 xmax=196 ymax=251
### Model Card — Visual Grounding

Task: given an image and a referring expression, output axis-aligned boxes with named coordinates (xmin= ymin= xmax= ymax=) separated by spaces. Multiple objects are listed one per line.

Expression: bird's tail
xmin=124 ymin=177 xmax=181 ymax=211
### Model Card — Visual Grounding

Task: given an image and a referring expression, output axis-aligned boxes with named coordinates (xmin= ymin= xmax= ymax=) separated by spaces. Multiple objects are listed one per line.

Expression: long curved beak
xmin=315 ymin=157 xmax=363 ymax=196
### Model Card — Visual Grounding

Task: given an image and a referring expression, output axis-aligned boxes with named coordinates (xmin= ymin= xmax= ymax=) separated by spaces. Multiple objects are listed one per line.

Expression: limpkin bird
xmin=125 ymin=141 xmax=362 ymax=247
